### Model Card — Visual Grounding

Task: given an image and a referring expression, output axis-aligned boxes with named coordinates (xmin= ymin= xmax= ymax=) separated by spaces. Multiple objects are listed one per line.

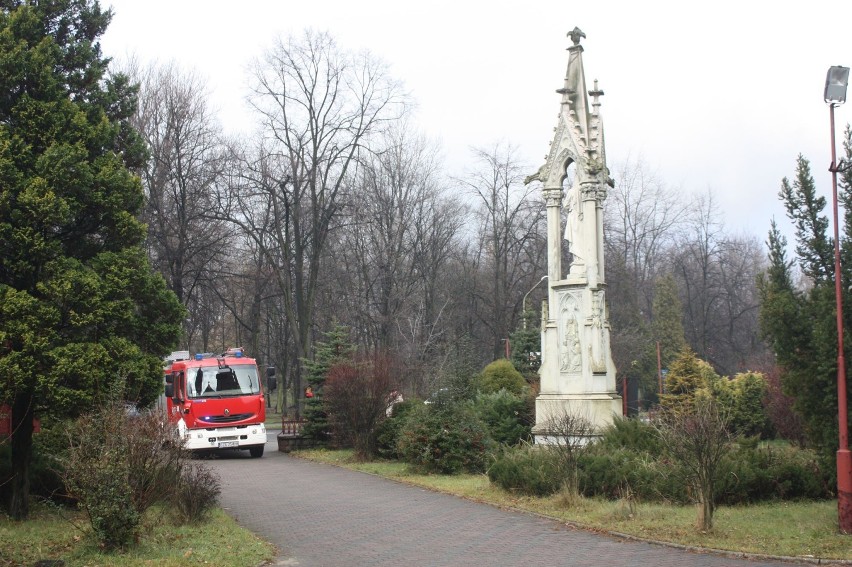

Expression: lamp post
xmin=825 ymin=64 xmax=852 ymax=534
xmin=522 ymin=275 xmax=549 ymax=330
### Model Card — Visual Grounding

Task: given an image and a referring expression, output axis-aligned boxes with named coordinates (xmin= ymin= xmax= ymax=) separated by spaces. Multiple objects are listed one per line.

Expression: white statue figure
xmin=564 ymin=175 xmax=584 ymax=269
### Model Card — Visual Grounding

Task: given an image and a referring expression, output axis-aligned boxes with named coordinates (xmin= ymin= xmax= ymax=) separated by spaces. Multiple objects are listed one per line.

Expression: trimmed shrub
xmin=471 ymin=390 xmax=533 ymax=446
xmin=397 ymin=403 xmax=493 ymax=474
xmin=596 ymin=416 xmax=662 ymax=454
xmin=487 ymin=444 xmax=564 ymax=496
xmin=577 ymin=446 xmax=689 ymax=503
xmin=716 ymin=443 xmax=831 ymax=504
xmin=478 ymin=359 xmax=526 ymax=396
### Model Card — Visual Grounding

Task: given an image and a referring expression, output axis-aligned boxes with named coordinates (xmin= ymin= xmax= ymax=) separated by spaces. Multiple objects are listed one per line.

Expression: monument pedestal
xmin=532 ymin=281 xmax=621 ymax=444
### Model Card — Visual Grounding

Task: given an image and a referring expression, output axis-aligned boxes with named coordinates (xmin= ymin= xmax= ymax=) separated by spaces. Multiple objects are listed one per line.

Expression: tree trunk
xmin=8 ymin=392 xmax=34 ymax=520
xmin=698 ymin=486 xmax=714 ymax=531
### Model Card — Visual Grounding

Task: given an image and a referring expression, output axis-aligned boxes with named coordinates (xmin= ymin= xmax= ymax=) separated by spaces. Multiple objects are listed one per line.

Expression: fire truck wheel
xmin=249 ymin=445 xmax=265 ymax=458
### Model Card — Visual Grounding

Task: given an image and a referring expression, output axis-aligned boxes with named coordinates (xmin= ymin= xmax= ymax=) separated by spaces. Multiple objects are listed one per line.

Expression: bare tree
xmin=221 ymin=30 xmax=407 ymax=411
xmin=461 ymin=143 xmax=546 ymax=360
xmin=335 ymin=124 xmax=444 ymax=351
xmin=605 ymin=156 xmax=687 ymax=315
xmin=540 ymin=405 xmax=596 ymax=498
xmin=130 ymin=61 xmax=231 ymax=345
xmin=673 ymin=192 xmax=766 ymax=374
xmin=655 ymin=398 xmax=731 ymax=531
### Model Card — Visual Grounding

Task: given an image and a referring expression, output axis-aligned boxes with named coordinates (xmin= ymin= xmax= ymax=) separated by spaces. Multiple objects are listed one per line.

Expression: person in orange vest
xmin=304 ymin=386 xmax=314 ymax=398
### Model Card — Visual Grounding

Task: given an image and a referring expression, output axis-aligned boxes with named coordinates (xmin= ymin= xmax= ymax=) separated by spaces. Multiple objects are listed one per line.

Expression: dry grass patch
xmin=0 ymin=504 xmax=274 ymax=567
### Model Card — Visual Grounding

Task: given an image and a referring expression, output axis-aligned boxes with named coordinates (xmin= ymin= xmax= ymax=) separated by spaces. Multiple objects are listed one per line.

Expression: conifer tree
xmin=301 ymin=324 xmax=356 ymax=442
xmin=759 ymin=147 xmax=852 ymax=455
xmin=659 ymin=348 xmax=717 ymax=414
xmin=509 ymin=309 xmax=541 ymax=380
xmin=0 ymin=1 xmax=183 ymax=519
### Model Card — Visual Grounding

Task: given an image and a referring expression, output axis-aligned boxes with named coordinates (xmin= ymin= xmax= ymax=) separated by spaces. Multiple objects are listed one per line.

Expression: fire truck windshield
xmin=186 ymin=365 xmax=260 ymax=398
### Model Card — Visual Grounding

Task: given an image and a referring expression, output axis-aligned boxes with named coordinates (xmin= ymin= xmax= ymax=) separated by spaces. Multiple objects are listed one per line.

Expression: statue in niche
xmin=564 ymin=175 xmax=584 ymax=272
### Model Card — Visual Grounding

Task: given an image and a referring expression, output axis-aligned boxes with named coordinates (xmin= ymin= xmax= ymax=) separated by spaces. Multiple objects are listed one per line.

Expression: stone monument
xmin=526 ymin=28 xmax=621 ymax=443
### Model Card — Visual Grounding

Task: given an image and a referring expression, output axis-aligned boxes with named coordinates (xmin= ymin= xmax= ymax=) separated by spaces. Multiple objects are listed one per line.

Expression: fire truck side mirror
xmin=164 ymin=383 xmax=174 ymax=398
xmin=266 ymin=367 xmax=277 ymax=392
xmin=165 ymin=372 xmax=174 ymax=384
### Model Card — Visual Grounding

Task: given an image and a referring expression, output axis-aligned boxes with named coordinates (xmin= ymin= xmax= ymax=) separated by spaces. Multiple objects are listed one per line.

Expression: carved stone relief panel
xmin=588 ymin=290 xmax=607 ymax=374
xmin=558 ymin=291 xmax=582 ymax=374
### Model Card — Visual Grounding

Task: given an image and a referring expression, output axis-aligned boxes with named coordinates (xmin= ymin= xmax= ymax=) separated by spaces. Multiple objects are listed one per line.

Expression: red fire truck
xmin=163 ymin=348 xmax=272 ymax=457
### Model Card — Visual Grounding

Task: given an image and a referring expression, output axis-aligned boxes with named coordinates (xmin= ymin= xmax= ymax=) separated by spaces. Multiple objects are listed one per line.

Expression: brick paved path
xmin=210 ymin=434 xmax=806 ymax=567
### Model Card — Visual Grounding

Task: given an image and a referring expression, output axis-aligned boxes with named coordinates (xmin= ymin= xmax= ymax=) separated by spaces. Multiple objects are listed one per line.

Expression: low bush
xmin=596 ymin=416 xmax=661 ymax=454
xmin=397 ymin=403 xmax=493 ymax=474
xmin=61 ymin=401 xmax=206 ymax=549
xmin=375 ymin=399 xmax=419 ymax=459
xmin=63 ymin=410 xmax=142 ymax=549
xmin=175 ymin=462 xmax=221 ymax=523
xmin=574 ymin=425 xmax=830 ymax=505
xmin=717 ymin=443 xmax=831 ymax=504
xmin=487 ymin=443 xmax=564 ymax=496
xmin=577 ymin=446 xmax=689 ymax=503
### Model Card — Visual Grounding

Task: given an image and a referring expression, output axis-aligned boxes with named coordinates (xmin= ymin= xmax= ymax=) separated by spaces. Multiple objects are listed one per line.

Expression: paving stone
xmin=209 ymin=434 xmax=813 ymax=566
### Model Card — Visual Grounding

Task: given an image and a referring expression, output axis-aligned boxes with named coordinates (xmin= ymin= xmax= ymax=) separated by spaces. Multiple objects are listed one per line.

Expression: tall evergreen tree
xmin=759 ymin=149 xmax=852 ymax=456
xmin=301 ymin=324 xmax=356 ymax=442
xmin=0 ymin=0 xmax=183 ymax=519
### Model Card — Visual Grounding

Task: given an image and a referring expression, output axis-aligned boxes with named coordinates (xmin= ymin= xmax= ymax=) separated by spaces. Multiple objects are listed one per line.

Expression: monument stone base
xmin=532 ymin=393 xmax=621 ymax=445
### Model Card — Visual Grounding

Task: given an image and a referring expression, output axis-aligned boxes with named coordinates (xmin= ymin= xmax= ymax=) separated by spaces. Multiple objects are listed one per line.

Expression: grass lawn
xmin=264 ymin=406 xmax=284 ymax=428
xmin=296 ymin=448 xmax=852 ymax=562
xmin=0 ymin=503 xmax=275 ymax=567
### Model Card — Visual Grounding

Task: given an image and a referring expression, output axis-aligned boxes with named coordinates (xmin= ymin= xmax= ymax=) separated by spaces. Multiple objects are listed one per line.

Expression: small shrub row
xmin=486 ymin=418 xmax=832 ymax=504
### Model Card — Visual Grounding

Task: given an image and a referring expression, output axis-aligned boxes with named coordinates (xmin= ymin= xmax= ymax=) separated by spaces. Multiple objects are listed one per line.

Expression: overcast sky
xmin=101 ymin=0 xmax=852 ymax=241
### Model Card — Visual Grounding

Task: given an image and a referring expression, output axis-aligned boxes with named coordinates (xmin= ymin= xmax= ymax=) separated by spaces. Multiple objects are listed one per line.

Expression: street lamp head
xmin=825 ymin=66 xmax=849 ymax=104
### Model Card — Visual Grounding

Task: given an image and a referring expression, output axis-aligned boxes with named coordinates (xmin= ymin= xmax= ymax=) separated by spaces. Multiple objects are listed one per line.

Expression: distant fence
xmin=278 ymin=418 xmax=308 ymax=453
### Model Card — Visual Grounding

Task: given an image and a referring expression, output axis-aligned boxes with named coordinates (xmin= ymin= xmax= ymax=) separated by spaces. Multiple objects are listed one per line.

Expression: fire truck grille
xmin=204 ymin=413 xmax=253 ymax=423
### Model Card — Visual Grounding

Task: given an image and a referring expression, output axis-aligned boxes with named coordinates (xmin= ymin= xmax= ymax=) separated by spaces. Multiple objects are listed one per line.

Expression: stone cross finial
xmin=568 ymin=27 xmax=586 ymax=46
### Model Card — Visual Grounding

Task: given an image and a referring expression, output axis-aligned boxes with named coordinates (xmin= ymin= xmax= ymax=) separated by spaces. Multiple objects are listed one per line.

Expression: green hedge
xmin=487 ymin=444 xmax=563 ymax=496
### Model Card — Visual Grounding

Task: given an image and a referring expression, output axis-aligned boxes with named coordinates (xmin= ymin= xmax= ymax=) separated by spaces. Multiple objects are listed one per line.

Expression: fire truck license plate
xmin=218 ymin=441 xmax=239 ymax=448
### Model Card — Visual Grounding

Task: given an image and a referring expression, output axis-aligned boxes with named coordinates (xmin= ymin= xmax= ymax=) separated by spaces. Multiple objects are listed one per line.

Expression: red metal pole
xmin=829 ymin=102 xmax=852 ymax=533
xmin=622 ymin=375 xmax=627 ymax=416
